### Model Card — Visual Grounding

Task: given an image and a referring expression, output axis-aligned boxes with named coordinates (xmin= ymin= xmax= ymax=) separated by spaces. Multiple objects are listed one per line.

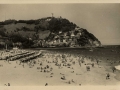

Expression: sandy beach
xmin=0 ymin=49 xmax=120 ymax=86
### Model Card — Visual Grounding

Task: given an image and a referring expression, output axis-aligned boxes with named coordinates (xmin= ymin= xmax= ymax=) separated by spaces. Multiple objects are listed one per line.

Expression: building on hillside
xmin=13 ymin=42 xmax=22 ymax=48
xmin=59 ymin=31 xmax=62 ymax=34
xmin=59 ymin=34 xmax=64 ymax=42
xmin=69 ymin=38 xmax=72 ymax=41
xmin=79 ymin=28 xmax=84 ymax=33
xmin=63 ymin=36 xmax=69 ymax=41
xmin=75 ymin=26 xmax=80 ymax=31
xmin=71 ymin=32 xmax=75 ymax=38
xmin=54 ymin=35 xmax=59 ymax=39
xmin=64 ymin=32 xmax=67 ymax=36
xmin=88 ymin=39 xmax=93 ymax=45
xmin=63 ymin=38 xmax=66 ymax=43
xmin=93 ymin=41 xmax=100 ymax=46
xmin=60 ymin=38 xmax=63 ymax=42
xmin=56 ymin=38 xmax=61 ymax=43
xmin=78 ymin=32 xmax=82 ymax=36
xmin=41 ymin=40 xmax=47 ymax=47
xmin=75 ymin=33 xmax=80 ymax=39
xmin=53 ymin=40 xmax=57 ymax=43
xmin=70 ymin=41 xmax=76 ymax=47
xmin=46 ymin=18 xmax=51 ymax=21
xmin=48 ymin=41 xmax=54 ymax=45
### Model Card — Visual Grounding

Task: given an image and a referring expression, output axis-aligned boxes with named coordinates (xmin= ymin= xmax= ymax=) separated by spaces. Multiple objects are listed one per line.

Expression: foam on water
xmin=115 ymin=65 xmax=120 ymax=70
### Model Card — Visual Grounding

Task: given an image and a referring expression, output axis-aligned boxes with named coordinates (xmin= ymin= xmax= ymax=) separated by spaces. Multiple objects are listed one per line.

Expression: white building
xmin=63 ymin=39 xmax=66 ymax=43
xmin=53 ymin=40 xmax=57 ymax=43
xmin=75 ymin=26 xmax=80 ymax=30
xmin=71 ymin=32 xmax=75 ymax=37
xmin=93 ymin=41 xmax=100 ymax=46
xmin=59 ymin=31 xmax=62 ymax=34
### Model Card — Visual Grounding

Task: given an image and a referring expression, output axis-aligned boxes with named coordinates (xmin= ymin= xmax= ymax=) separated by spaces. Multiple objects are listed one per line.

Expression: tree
xmin=0 ymin=28 xmax=6 ymax=36
xmin=5 ymin=40 xmax=13 ymax=49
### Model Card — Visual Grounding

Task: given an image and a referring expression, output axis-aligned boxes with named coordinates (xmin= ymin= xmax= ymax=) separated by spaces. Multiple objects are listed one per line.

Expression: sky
xmin=0 ymin=4 xmax=120 ymax=45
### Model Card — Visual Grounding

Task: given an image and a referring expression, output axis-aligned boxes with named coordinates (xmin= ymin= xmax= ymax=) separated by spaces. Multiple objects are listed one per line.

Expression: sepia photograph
xmin=0 ymin=2 xmax=120 ymax=88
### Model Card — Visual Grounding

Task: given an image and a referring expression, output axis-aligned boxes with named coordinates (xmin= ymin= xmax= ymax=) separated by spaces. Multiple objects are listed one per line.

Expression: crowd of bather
xmin=0 ymin=49 xmax=118 ymax=86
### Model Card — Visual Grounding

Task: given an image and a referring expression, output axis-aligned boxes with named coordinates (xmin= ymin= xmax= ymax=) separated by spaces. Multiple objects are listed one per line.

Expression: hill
xmin=0 ymin=17 xmax=101 ymax=48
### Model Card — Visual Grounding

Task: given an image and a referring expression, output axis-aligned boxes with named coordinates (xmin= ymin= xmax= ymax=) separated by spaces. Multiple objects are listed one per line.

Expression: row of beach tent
xmin=0 ymin=50 xmax=29 ymax=60
xmin=8 ymin=51 xmax=36 ymax=61
xmin=19 ymin=52 xmax=41 ymax=62
xmin=0 ymin=50 xmax=42 ymax=62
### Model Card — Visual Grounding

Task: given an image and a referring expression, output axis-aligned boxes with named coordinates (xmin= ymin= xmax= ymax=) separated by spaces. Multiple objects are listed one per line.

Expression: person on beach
xmin=23 ymin=63 xmax=24 ymax=68
xmin=0 ymin=64 xmax=3 ymax=67
xmin=112 ymin=67 xmax=116 ymax=73
xmin=91 ymin=63 xmax=94 ymax=67
xmin=106 ymin=73 xmax=110 ymax=79
xmin=86 ymin=66 xmax=90 ymax=71
xmin=96 ymin=59 xmax=99 ymax=64
xmin=8 ymin=83 xmax=10 ymax=86
xmin=45 ymin=83 xmax=48 ymax=86
xmin=81 ymin=58 xmax=84 ymax=63
xmin=78 ymin=59 xmax=81 ymax=67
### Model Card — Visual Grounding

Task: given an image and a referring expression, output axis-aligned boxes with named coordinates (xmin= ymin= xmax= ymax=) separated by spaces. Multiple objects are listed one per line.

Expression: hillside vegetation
xmin=0 ymin=16 xmax=101 ymax=48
